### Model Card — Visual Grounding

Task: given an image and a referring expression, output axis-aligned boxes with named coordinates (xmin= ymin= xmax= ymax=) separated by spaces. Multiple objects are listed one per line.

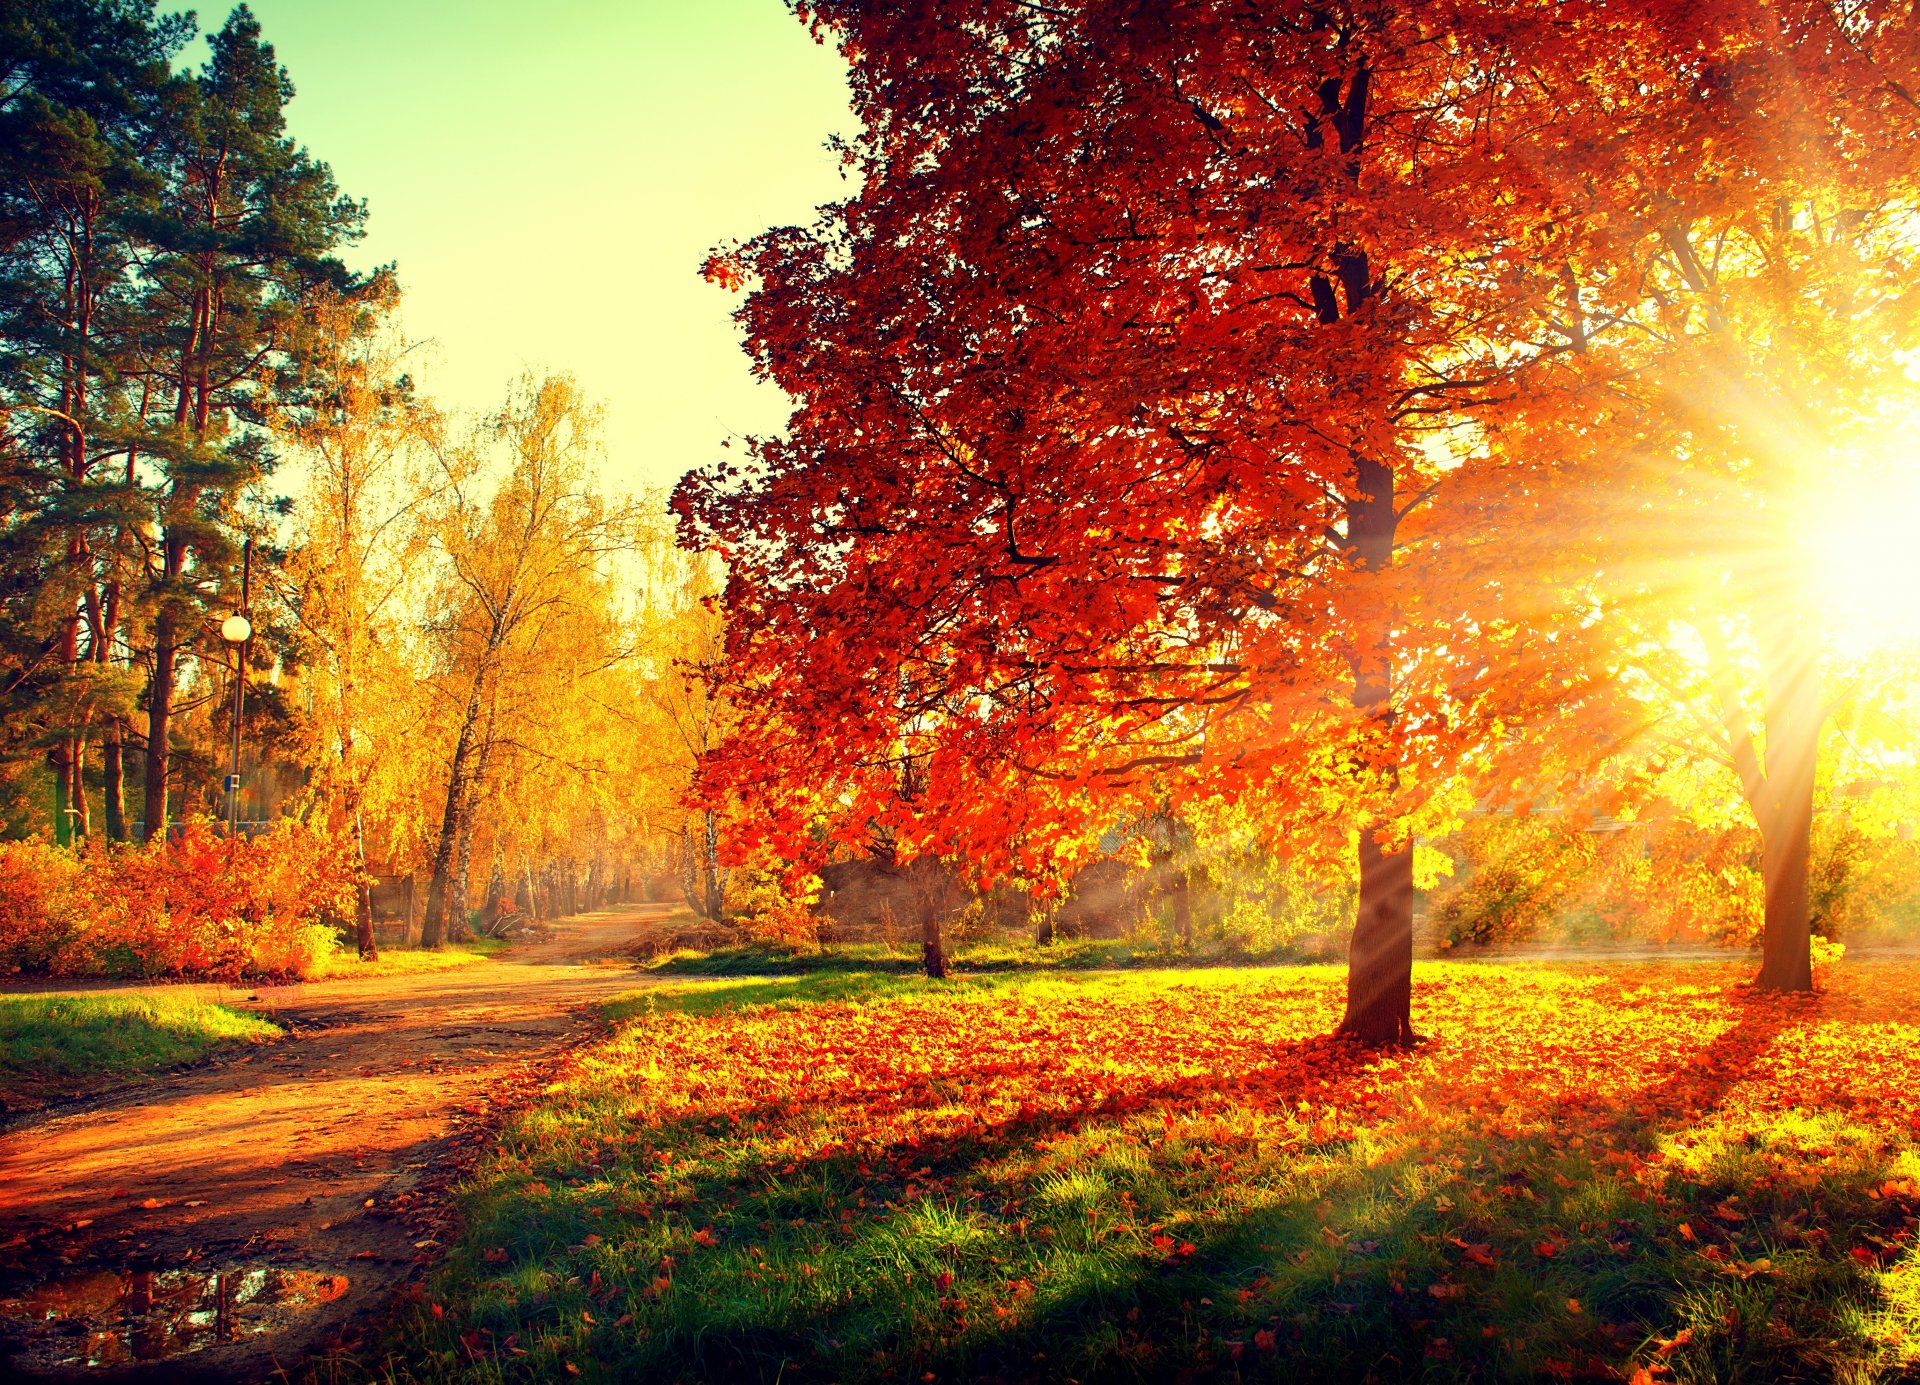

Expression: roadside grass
xmin=361 ymin=961 xmax=1920 ymax=1383
xmin=0 ymin=991 xmax=280 ymax=1105
xmin=321 ymin=937 xmax=508 ymax=980
xmin=640 ymin=935 xmax=1243 ymax=978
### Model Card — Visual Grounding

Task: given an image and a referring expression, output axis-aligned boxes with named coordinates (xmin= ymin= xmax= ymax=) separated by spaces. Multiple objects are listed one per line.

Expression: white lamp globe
xmin=220 ymin=613 xmax=252 ymax=644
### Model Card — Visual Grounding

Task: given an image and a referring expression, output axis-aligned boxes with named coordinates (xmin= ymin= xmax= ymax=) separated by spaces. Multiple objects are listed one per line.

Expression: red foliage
xmin=0 ymin=821 xmax=359 ymax=979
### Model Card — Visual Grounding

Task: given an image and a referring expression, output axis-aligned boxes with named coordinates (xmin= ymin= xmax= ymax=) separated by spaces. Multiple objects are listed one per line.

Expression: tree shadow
xmin=444 ymin=973 xmax=1916 ymax=1384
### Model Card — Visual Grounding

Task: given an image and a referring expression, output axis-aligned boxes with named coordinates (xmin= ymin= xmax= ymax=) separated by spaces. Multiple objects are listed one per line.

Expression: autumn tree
xmin=682 ymin=0 xmax=1630 ymax=1036
xmin=1518 ymin=0 xmax=1920 ymax=990
xmin=416 ymin=375 xmax=644 ymax=947
xmin=276 ymin=286 xmax=438 ymax=957
xmin=633 ymin=547 xmax=734 ymax=919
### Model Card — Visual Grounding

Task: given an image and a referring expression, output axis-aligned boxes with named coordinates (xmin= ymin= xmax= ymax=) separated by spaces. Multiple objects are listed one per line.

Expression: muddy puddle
xmin=0 ymin=1264 xmax=350 ymax=1369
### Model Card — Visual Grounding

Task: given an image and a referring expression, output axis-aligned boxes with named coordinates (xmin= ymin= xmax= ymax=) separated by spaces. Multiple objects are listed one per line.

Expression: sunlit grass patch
xmin=368 ymin=961 xmax=1920 ymax=1383
xmin=320 ymin=938 xmax=506 ymax=980
xmin=0 ymin=991 xmax=280 ymax=1103
xmin=641 ymin=935 xmax=1224 ymax=978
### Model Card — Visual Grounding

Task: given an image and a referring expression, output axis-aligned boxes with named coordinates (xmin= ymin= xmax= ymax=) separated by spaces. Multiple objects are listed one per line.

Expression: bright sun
xmin=1803 ymin=436 xmax=1920 ymax=660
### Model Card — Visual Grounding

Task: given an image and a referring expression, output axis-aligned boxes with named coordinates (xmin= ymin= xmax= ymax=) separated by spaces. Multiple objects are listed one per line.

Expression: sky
xmin=165 ymin=0 xmax=856 ymax=498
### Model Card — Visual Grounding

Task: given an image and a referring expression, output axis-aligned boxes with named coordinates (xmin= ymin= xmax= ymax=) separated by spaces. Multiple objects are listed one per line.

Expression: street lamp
xmin=220 ymin=538 xmax=253 ymax=837
xmin=220 ymin=611 xmax=250 ymax=834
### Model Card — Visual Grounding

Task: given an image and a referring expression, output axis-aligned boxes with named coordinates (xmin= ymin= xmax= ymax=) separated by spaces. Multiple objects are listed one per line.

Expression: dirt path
xmin=0 ymin=903 xmax=673 ymax=1382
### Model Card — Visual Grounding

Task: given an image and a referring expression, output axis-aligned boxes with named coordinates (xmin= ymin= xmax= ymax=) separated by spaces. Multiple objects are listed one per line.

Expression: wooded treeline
xmin=0 ymin=1 xmax=722 ymax=956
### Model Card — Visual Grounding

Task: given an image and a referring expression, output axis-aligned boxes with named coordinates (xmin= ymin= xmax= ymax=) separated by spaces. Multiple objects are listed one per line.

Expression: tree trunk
xmin=142 ymin=605 xmax=177 ymax=843
xmin=102 ymin=718 xmax=128 ymax=842
xmin=701 ymin=809 xmax=725 ymax=919
xmin=1340 ymin=825 xmax=1417 ymax=1044
xmin=1755 ymin=633 xmax=1818 ymax=991
xmin=448 ymin=805 xmax=476 ymax=943
xmin=69 ymin=729 xmax=89 ymax=839
xmin=1334 ymin=444 xmax=1416 ymax=1045
xmin=921 ymin=895 xmax=947 ymax=979
xmin=50 ymin=741 xmax=73 ymax=847
xmin=337 ymin=665 xmax=379 ymax=957
xmin=421 ymin=694 xmax=481 ymax=948
xmin=1034 ymin=894 xmax=1055 ymax=947
xmin=346 ymin=792 xmax=378 ymax=960
xmin=1172 ymin=870 xmax=1193 ymax=950
xmin=420 ymin=782 xmax=460 ymax=949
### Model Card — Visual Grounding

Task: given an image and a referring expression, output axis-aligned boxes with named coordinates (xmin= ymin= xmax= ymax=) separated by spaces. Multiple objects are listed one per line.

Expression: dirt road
xmin=0 ymin=903 xmax=672 ymax=1382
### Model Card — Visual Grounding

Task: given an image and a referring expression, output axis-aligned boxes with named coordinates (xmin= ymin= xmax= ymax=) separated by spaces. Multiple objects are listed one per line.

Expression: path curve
xmin=0 ymin=903 xmax=670 ymax=1382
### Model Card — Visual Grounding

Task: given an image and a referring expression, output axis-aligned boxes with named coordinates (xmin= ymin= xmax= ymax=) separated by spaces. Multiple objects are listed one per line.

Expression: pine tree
xmin=0 ymin=0 xmax=185 ymax=842
xmin=133 ymin=4 xmax=368 ymax=840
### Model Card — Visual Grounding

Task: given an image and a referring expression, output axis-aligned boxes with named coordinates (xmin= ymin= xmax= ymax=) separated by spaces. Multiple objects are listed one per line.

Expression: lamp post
xmin=220 ymin=539 xmax=253 ymax=836
xmin=220 ymin=611 xmax=250 ymax=834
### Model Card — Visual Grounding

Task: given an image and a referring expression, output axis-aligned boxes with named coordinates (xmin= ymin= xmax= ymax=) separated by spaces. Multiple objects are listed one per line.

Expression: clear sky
xmin=167 ymin=0 xmax=856 ymax=497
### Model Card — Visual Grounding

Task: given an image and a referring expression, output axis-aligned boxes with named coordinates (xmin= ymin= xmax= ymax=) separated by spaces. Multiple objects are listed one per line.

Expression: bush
xmin=0 ymin=820 xmax=358 ymax=980
xmin=0 ymin=839 xmax=86 ymax=970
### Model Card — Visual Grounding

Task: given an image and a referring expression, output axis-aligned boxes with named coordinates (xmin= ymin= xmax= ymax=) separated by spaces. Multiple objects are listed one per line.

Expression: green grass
xmin=347 ymin=960 xmax=1920 ymax=1384
xmin=0 ymin=991 xmax=281 ymax=1104
xmin=322 ymin=937 xmax=509 ymax=979
xmin=640 ymin=935 xmax=1252 ymax=978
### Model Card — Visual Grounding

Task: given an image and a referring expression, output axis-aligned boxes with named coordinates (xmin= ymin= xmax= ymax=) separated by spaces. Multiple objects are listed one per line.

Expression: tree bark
xmin=1172 ymin=869 xmax=1193 ymax=950
xmin=1754 ymin=632 xmax=1818 ymax=991
xmin=345 ymin=787 xmax=378 ymax=959
xmin=1334 ymin=444 xmax=1416 ymax=1045
xmin=1034 ymin=894 xmax=1055 ymax=947
xmin=921 ymin=895 xmax=947 ymax=979
xmin=101 ymin=717 xmax=128 ymax=842
xmin=142 ymin=603 xmax=177 ymax=843
xmin=421 ymin=687 xmax=483 ymax=948
xmin=1341 ymin=825 xmax=1417 ymax=1044
xmin=701 ymin=809 xmax=725 ymax=919
xmin=50 ymin=741 xmax=74 ymax=847
xmin=448 ymin=804 xmax=476 ymax=943
xmin=69 ymin=728 xmax=89 ymax=839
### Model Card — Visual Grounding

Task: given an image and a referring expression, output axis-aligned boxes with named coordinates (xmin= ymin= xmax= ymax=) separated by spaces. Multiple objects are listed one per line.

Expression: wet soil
xmin=0 ymin=904 xmax=675 ymax=1382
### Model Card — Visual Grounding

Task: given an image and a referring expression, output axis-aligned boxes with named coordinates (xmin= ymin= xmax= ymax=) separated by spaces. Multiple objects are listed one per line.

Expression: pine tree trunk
xmin=50 ymin=741 xmax=73 ymax=847
xmin=102 ymin=718 xmax=127 ymax=842
xmin=142 ymin=605 xmax=177 ymax=843
xmin=1755 ymin=634 xmax=1818 ymax=991
xmin=69 ymin=730 xmax=89 ymax=839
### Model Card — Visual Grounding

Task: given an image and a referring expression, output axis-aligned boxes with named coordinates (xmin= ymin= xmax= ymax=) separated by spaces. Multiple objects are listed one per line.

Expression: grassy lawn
xmin=0 ymin=991 xmax=281 ymax=1106
xmin=321 ymin=937 xmax=509 ymax=980
xmin=639 ymin=936 xmax=1312 ymax=978
xmin=366 ymin=959 xmax=1920 ymax=1383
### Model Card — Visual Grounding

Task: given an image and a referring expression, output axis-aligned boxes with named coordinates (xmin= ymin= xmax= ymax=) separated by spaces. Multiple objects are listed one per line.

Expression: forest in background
xmin=0 ymin=0 xmax=728 ymax=972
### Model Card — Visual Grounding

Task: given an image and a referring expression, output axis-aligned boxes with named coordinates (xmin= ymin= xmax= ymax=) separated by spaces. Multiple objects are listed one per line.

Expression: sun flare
xmin=1803 ymin=430 xmax=1920 ymax=660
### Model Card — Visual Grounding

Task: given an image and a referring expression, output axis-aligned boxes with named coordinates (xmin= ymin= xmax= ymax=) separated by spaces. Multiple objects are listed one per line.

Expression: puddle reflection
xmin=0 ymin=1265 xmax=349 ymax=1367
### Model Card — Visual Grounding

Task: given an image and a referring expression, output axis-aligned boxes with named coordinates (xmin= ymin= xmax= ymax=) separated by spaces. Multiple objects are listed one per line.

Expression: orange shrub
xmin=0 ymin=839 xmax=88 ymax=971
xmin=0 ymin=821 xmax=358 ymax=980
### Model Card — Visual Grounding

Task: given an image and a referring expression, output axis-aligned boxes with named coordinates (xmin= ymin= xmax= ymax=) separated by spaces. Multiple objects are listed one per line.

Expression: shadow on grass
xmin=640 ymin=938 xmax=1337 ymax=980
xmin=392 ymin=973 xmax=1919 ymax=1385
